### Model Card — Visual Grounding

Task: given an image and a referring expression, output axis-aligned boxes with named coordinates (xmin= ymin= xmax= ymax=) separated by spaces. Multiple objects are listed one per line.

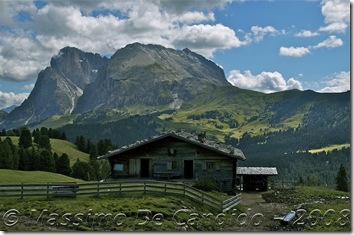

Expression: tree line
xmin=0 ymin=127 xmax=114 ymax=182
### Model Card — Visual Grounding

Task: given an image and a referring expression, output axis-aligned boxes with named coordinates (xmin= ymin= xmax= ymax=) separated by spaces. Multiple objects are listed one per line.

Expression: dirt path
xmin=230 ymin=191 xmax=292 ymax=231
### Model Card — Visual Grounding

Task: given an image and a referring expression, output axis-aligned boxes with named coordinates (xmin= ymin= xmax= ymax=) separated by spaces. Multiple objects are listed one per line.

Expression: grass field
xmin=8 ymin=136 xmax=89 ymax=166
xmin=30 ymin=114 xmax=78 ymax=129
xmin=0 ymin=169 xmax=84 ymax=184
xmin=0 ymin=182 xmax=349 ymax=232
xmin=308 ymin=143 xmax=350 ymax=154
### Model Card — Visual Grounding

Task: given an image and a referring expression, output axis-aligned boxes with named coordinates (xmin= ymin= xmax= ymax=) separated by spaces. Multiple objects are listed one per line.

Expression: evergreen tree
xmin=56 ymin=153 xmax=72 ymax=176
xmin=18 ymin=147 xmax=30 ymax=171
xmin=0 ymin=141 xmax=12 ymax=169
xmin=71 ymin=159 xmax=95 ymax=181
xmin=75 ymin=136 xmax=87 ymax=152
xmin=298 ymin=176 xmax=304 ymax=186
xmin=53 ymin=152 xmax=59 ymax=168
xmin=38 ymin=149 xmax=55 ymax=172
xmin=4 ymin=137 xmax=18 ymax=170
xmin=19 ymin=128 xmax=32 ymax=149
xmin=89 ymin=144 xmax=98 ymax=160
xmin=336 ymin=164 xmax=349 ymax=192
xmin=40 ymin=127 xmax=49 ymax=136
xmin=97 ymin=139 xmax=116 ymax=155
xmin=38 ymin=135 xmax=51 ymax=151
xmin=61 ymin=132 xmax=67 ymax=140
xmin=29 ymin=147 xmax=39 ymax=171
xmin=32 ymin=129 xmax=41 ymax=144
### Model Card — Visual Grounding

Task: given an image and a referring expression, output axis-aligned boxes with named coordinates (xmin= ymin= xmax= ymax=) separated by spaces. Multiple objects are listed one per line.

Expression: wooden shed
xmin=98 ymin=130 xmax=246 ymax=193
xmin=236 ymin=167 xmax=278 ymax=191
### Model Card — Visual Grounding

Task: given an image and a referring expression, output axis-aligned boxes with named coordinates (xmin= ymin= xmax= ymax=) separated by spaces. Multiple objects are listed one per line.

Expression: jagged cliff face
xmin=2 ymin=43 xmax=229 ymax=128
xmin=4 ymin=47 xmax=108 ymax=128
xmin=73 ymin=43 xmax=229 ymax=113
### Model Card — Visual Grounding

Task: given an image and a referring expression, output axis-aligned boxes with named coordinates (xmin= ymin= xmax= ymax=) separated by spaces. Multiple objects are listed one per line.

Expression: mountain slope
xmin=3 ymin=47 xmax=108 ymax=129
xmin=73 ymin=43 xmax=228 ymax=114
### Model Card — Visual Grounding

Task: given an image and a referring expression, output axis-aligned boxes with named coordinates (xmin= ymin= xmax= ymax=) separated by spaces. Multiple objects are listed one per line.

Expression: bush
xmin=194 ymin=174 xmax=216 ymax=191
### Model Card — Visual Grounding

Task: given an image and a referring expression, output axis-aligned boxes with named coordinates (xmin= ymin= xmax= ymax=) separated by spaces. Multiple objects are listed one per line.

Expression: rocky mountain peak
xmin=2 ymin=43 xmax=230 ymax=128
xmin=50 ymin=46 xmax=108 ymax=89
xmin=73 ymin=43 xmax=230 ymax=114
xmin=2 ymin=47 xmax=108 ymax=129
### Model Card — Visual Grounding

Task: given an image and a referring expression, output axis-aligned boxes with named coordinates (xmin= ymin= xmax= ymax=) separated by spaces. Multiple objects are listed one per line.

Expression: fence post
xmin=164 ymin=183 xmax=166 ymax=193
xmin=21 ymin=183 xmax=24 ymax=199
xmin=97 ymin=182 xmax=100 ymax=197
xmin=144 ymin=182 xmax=146 ymax=195
xmin=120 ymin=182 xmax=122 ymax=193
xmin=183 ymin=184 xmax=186 ymax=197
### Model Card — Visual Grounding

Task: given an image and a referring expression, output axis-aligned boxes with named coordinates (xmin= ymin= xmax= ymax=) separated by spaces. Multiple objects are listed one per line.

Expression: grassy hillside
xmin=309 ymin=143 xmax=350 ymax=154
xmin=9 ymin=136 xmax=89 ymax=166
xmin=0 ymin=169 xmax=84 ymax=184
xmin=30 ymin=114 xmax=79 ymax=129
xmin=0 ymin=185 xmax=349 ymax=232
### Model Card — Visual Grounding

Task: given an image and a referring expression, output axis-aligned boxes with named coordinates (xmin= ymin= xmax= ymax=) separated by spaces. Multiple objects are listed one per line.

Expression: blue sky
xmin=0 ymin=0 xmax=350 ymax=109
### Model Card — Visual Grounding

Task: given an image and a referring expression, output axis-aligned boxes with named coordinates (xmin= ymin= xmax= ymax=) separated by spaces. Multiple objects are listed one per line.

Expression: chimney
xmin=197 ymin=131 xmax=206 ymax=142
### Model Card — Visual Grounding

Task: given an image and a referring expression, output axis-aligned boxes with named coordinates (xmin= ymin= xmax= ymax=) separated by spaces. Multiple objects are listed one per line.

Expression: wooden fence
xmin=0 ymin=180 xmax=241 ymax=213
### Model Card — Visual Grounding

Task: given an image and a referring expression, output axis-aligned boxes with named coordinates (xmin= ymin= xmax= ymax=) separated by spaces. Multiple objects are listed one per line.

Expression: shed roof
xmin=237 ymin=167 xmax=278 ymax=175
xmin=98 ymin=130 xmax=246 ymax=161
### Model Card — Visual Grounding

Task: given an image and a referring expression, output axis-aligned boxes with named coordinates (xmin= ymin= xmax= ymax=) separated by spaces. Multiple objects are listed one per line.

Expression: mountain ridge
xmin=0 ymin=43 xmax=350 ymax=146
xmin=2 ymin=47 xmax=108 ymax=128
xmin=73 ymin=42 xmax=229 ymax=114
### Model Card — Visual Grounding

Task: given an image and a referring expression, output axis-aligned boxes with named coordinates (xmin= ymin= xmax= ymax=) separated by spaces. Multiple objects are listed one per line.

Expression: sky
xmin=0 ymin=0 xmax=351 ymax=110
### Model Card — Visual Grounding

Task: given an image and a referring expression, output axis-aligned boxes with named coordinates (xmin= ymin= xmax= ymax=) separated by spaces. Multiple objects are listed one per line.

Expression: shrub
xmin=194 ymin=174 xmax=216 ymax=191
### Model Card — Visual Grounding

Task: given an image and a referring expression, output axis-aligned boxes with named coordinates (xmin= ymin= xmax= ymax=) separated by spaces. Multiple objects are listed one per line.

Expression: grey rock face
xmin=3 ymin=47 xmax=108 ymax=128
xmin=2 ymin=43 xmax=230 ymax=128
xmin=73 ymin=43 xmax=229 ymax=113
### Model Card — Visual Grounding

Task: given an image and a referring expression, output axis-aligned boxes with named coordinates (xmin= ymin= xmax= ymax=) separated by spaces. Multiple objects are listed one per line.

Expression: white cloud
xmin=227 ymin=70 xmax=303 ymax=93
xmin=177 ymin=11 xmax=215 ymax=24
xmin=312 ymin=35 xmax=343 ymax=49
xmin=280 ymin=35 xmax=343 ymax=58
xmin=318 ymin=71 xmax=350 ymax=93
xmin=251 ymin=25 xmax=282 ymax=42
xmin=172 ymin=24 xmax=246 ymax=58
xmin=23 ymin=84 xmax=35 ymax=90
xmin=320 ymin=0 xmax=349 ymax=33
xmin=0 ymin=33 xmax=50 ymax=81
xmin=295 ymin=30 xmax=319 ymax=37
xmin=279 ymin=47 xmax=311 ymax=57
xmin=0 ymin=91 xmax=29 ymax=109
xmin=0 ymin=0 xmax=244 ymax=82
xmin=319 ymin=22 xmax=348 ymax=33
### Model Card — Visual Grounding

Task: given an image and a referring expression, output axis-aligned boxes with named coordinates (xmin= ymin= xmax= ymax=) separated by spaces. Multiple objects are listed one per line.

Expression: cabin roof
xmin=237 ymin=167 xmax=278 ymax=175
xmin=98 ymin=130 xmax=246 ymax=161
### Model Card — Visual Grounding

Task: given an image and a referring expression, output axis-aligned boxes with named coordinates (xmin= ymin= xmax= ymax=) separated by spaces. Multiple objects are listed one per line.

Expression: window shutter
xmin=167 ymin=162 xmax=172 ymax=170
xmin=202 ymin=162 xmax=206 ymax=171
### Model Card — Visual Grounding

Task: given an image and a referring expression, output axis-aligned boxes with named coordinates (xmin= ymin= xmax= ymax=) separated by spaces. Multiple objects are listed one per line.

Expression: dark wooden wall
xmin=109 ymin=137 xmax=237 ymax=192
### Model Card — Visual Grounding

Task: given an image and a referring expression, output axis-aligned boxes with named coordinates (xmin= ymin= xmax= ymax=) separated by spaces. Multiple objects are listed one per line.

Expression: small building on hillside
xmin=98 ymin=130 xmax=246 ymax=193
xmin=236 ymin=167 xmax=278 ymax=191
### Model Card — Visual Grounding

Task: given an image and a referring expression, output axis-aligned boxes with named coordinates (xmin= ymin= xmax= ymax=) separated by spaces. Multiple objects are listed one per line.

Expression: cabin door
xmin=184 ymin=160 xmax=193 ymax=179
xmin=140 ymin=159 xmax=150 ymax=178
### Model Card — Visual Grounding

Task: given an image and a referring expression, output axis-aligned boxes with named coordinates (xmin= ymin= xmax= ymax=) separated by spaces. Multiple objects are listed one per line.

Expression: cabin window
xmin=114 ymin=164 xmax=124 ymax=172
xmin=167 ymin=162 xmax=172 ymax=170
xmin=166 ymin=161 xmax=178 ymax=170
xmin=206 ymin=162 xmax=216 ymax=171
xmin=168 ymin=148 xmax=177 ymax=156
xmin=172 ymin=161 xmax=178 ymax=170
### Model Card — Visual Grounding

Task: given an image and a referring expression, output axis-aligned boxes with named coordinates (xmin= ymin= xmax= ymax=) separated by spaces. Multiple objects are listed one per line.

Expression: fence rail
xmin=0 ymin=180 xmax=241 ymax=212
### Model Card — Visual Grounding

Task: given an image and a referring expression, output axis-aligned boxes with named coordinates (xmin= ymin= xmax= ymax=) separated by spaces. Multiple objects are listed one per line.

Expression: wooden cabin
xmin=98 ymin=130 xmax=246 ymax=193
xmin=236 ymin=167 xmax=278 ymax=191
